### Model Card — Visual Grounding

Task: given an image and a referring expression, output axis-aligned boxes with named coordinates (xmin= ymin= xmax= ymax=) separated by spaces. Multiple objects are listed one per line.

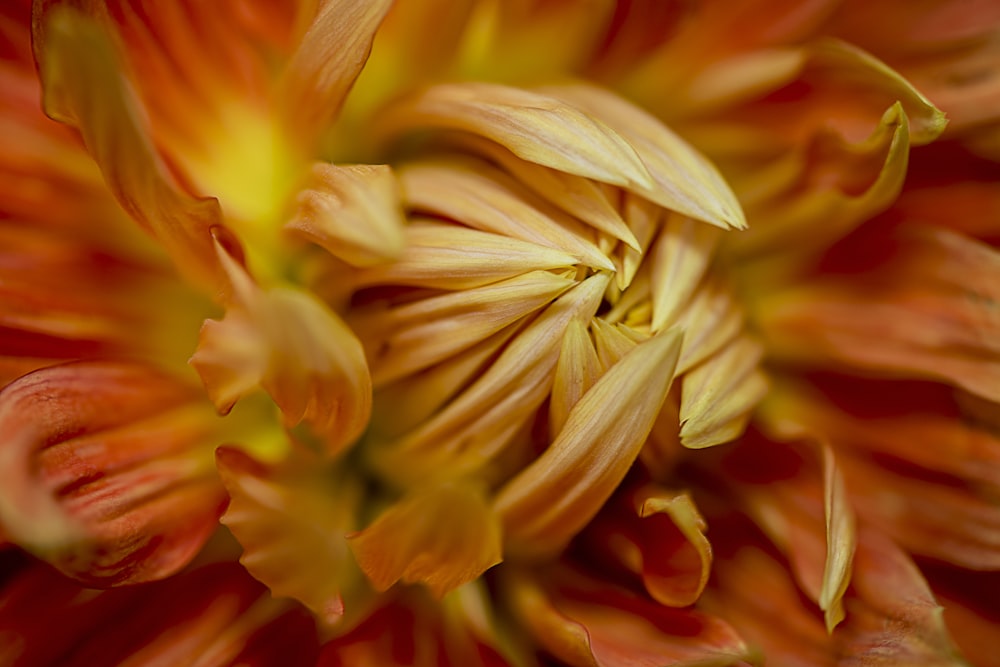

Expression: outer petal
xmin=0 ymin=361 xmax=224 ymax=586
xmin=503 ymin=565 xmax=753 ymax=667
xmin=33 ymin=5 xmax=226 ymax=292
xmin=0 ymin=562 xmax=319 ymax=667
xmin=348 ymin=480 xmax=502 ymax=599
xmin=190 ymin=243 xmax=372 ymax=456
xmin=755 ymin=225 xmax=1000 ymax=401
xmin=216 ymin=446 xmax=362 ymax=625
xmin=494 ymin=327 xmax=683 ymax=558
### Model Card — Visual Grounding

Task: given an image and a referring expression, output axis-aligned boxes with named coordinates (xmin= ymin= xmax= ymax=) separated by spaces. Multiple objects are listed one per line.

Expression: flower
xmin=1 ymin=0 xmax=999 ymax=665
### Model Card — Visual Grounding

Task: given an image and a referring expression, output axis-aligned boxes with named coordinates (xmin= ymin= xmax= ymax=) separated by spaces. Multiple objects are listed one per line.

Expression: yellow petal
xmin=541 ymin=83 xmax=747 ymax=231
xmin=650 ymin=213 xmax=721 ymax=332
xmin=399 ymin=157 xmax=614 ymax=272
xmin=368 ymin=273 xmax=609 ymax=486
xmin=34 ymin=6 xmax=225 ymax=292
xmin=549 ymin=318 xmax=602 ymax=437
xmin=356 ymin=270 xmax=574 ymax=386
xmin=590 ymin=317 xmax=641 ymax=370
xmin=679 ymin=335 xmax=769 ymax=449
xmin=286 ymin=163 xmax=406 ymax=267
xmin=376 ymin=82 xmax=654 ymax=189
xmin=495 ymin=327 xmax=683 ymax=558
xmin=279 ymin=0 xmax=393 ymax=143
xmin=348 ymin=480 xmax=502 ymax=598
xmin=351 ymin=220 xmax=580 ymax=290
xmin=674 ymin=278 xmax=745 ymax=374
xmin=190 ymin=243 xmax=371 ymax=456
xmin=819 ymin=444 xmax=855 ymax=633
xmin=217 ymin=446 xmax=361 ymax=625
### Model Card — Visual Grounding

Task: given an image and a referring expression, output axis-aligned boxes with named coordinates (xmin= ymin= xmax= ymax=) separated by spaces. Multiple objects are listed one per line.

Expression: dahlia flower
xmin=1 ymin=0 xmax=998 ymax=665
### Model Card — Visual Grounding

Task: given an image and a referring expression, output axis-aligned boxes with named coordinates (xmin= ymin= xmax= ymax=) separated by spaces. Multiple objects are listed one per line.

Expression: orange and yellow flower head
xmin=1 ymin=0 xmax=999 ymax=665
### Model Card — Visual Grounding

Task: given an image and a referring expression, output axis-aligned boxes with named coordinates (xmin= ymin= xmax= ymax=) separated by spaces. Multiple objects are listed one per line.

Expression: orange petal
xmin=279 ymin=0 xmax=393 ymax=144
xmin=191 ymin=242 xmax=371 ymax=456
xmin=755 ymin=225 xmax=1000 ymax=401
xmin=0 ymin=561 xmax=319 ymax=666
xmin=0 ymin=361 xmax=224 ymax=586
xmin=216 ymin=446 xmax=362 ymax=625
xmin=347 ymin=480 xmax=502 ymax=599
xmin=33 ymin=6 xmax=226 ymax=292
xmin=494 ymin=327 xmax=683 ymax=558
xmin=504 ymin=565 xmax=752 ymax=667
xmin=286 ymin=162 xmax=406 ymax=267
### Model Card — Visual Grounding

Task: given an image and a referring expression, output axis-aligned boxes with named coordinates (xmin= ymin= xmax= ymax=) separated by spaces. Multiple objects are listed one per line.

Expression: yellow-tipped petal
xmin=34 ymin=6 xmax=225 ymax=293
xmin=191 ymin=243 xmax=371 ymax=456
xmin=287 ymin=163 xmax=406 ymax=267
xmin=217 ymin=446 xmax=362 ymax=625
xmin=541 ymin=83 xmax=747 ymax=231
xmin=650 ymin=214 xmax=721 ymax=332
xmin=399 ymin=158 xmax=614 ymax=272
xmin=675 ymin=279 xmax=745 ymax=374
xmin=377 ymin=82 xmax=654 ymax=189
xmin=352 ymin=221 xmax=580 ymax=290
xmin=495 ymin=327 xmax=683 ymax=558
xmin=590 ymin=317 xmax=641 ymax=370
xmin=369 ymin=273 xmax=609 ymax=486
xmin=279 ymin=0 xmax=393 ymax=143
xmin=819 ymin=445 xmax=855 ymax=633
xmin=549 ymin=318 xmax=602 ymax=437
xmin=348 ymin=480 xmax=502 ymax=598
xmin=357 ymin=270 xmax=574 ymax=386
xmin=679 ymin=335 xmax=769 ymax=449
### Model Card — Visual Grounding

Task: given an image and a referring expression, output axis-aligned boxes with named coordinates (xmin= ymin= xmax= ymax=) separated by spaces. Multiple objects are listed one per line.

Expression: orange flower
xmin=1 ymin=0 xmax=998 ymax=665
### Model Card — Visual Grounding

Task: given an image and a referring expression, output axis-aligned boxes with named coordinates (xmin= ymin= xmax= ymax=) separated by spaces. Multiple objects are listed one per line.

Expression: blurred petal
xmin=33 ymin=5 xmax=226 ymax=292
xmin=280 ymin=0 xmax=392 ymax=143
xmin=504 ymin=566 xmax=753 ymax=667
xmin=217 ymin=446 xmax=361 ymax=624
xmin=0 ymin=361 xmax=224 ymax=586
xmin=191 ymin=243 xmax=372 ymax=456
xmin=495 ymin=327 xmax=683 ymax=558
xmin=287 ymin=163 xmax=406 ymax=267
xmin=649 ymin=213 xmax=721 ymax=332
xmin=756 ymin=225 xmax=1000 ymax=401
xmin=348 ymin=480 xmax=502 ymax=598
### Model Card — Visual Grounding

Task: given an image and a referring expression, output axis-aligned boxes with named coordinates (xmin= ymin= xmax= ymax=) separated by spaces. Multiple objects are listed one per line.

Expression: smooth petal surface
xmin=348 ymin=480 xmax=502 ymax=598
xmin=33 ymin=5 xmax=226 ymax=292
xmin=287 ymin=162 xmax=406 ymax=267
xmin=495 ymin=327 xmax=683 ymax=558
xmin=217 ymin=446 xmax=361 ymax=625
xmin=191 ymin=244 xmax=372 ymax=456
xmin=0 ymin=361 xmax=224 ymax=586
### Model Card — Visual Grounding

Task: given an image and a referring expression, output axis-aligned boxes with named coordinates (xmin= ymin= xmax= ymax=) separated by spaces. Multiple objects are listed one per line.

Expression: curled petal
xmin=33 ymin=6 xmax=226 ymax=292
xmin=504 ymin=566 xmax=752 ymax=667
xmin=217 ymin=446 xmax=361 ymax=625
xmin=377 ymin=82 xmax=654 ymax=189
xmin=0 ymin=361 xmax=224 ymax=586
xmin=348 ymin=480 xmax=502 ymax=598
xmin=191 ymin=244 xmax=371 ymax=456
xmin=495 ymin=327 xmax=683 ymax=558
xmin=287 ymin=163 xmax=406 ymax=267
